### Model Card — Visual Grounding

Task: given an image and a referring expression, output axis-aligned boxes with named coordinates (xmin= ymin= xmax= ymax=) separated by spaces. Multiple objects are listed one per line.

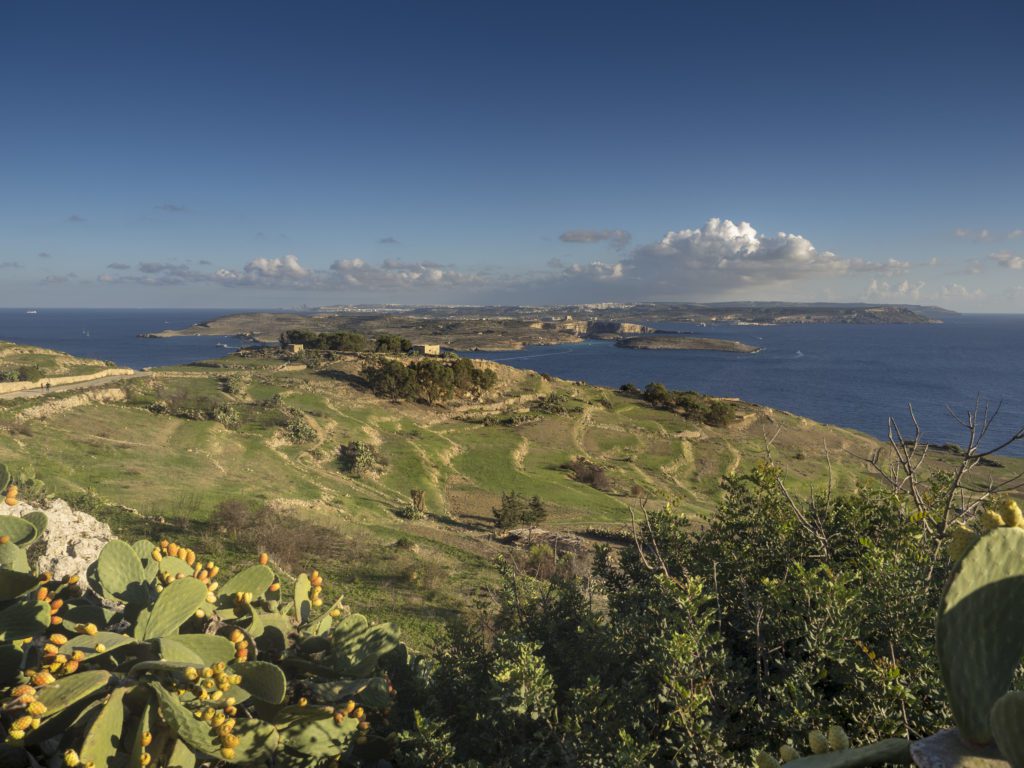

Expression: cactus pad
xmin=775 ymin=739 xmax=912 ymax=767
xmin=991 ymin=691 xmax=1024 ymax=768
xmin=134 ymin=577 xmax=208 ymax=640
xmin=938 ymin=526 xmax=1024 ymax=743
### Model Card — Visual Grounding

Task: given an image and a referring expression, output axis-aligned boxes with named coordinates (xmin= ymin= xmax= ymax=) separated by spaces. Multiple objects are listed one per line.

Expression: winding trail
xmin=0 ymin=372 xmax=143 ymax=400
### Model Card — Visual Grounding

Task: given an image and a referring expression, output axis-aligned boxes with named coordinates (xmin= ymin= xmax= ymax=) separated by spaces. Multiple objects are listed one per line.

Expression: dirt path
xmin=0 ymin=372 xmax=143 ymax=400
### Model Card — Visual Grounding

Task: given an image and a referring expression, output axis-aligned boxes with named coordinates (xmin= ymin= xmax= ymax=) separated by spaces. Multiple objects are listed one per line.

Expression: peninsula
xmin=145 ymin=302 xmax=945 ymax=352
xmin=615 ymin=335 xmax=759 ymax=353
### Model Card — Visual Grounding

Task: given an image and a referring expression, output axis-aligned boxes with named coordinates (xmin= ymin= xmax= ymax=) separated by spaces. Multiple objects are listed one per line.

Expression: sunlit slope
xmin=3 ymin=346 xmax=1018 ymax=643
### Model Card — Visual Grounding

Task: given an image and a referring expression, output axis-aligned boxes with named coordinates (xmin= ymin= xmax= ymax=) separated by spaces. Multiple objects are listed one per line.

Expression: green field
xmin=2 ymin=344 xmax=1019 ymax=646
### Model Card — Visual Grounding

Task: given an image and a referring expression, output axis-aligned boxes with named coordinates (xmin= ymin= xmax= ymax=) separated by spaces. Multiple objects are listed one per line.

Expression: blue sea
xmin=2 ymin=308 xmax=1023 ymax=455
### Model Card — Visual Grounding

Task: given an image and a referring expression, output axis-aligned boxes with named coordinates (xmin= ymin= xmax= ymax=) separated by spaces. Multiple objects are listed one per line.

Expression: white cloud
xmin=244 ymin=254 xmax=309 ymax=279
xmin=991 ymin=251 xmax=1024 ymax=270
xmin=865 ymin=279 xmax=925 ymax=302
xmin=941 ymin=283 xmax=985 ymax=300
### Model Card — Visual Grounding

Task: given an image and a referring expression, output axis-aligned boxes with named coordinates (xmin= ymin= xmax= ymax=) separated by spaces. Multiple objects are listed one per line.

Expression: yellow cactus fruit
xmin=808 ymin=730 xmax=828 ymax=754
xmin=980 ymin=508 xmax=1005 ymax=531
xmin=258 ymin=552 xmax=269 ymax=565
xmin=64 ymin=749 xmax=81 ymax=767
xmin=996 ymin=497 xmax=1024 ymax=528
xmin=32 ymin=671 xmax=56 ymax=687
xmin=8 ymin=729 xmax=26 ymax=741
xmin=12 ymin=715 xmax=33 ymax=731
xmin=140 ymin=753 xmax=152 ymax=767
xmin=167 ymin=542 xmax=179 ymax=558
xmin=220 ymin=748 xmax=235 ymax=760
xmin=827 ymin=725 xmax=850 ymax=751
xmin=27 ymin=701 xmax=48 ymax=716
xmin=49 ymin=633 xmax=69 ymax=646
xmin=268 ymin=582 xmax=280 ymax=593
xmin=94 ymin=643 xmax=106 ymax=653
xmin=141 ymin=732 xmax=153 ymax=747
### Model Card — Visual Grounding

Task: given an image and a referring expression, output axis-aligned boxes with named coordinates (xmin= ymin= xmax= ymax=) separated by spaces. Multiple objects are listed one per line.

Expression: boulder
xmin=4 ymin=498 xmax=113 ymax=584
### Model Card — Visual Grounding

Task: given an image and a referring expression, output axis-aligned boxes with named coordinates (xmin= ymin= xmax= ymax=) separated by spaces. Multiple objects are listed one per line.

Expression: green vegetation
xmin=362 ymin=357 xmax=498 ymax=404
xmin=492 ymin=491 xmax=547 ymax=529
xmin=279 ymin=329 xmax=368 ymax=352
xmin=0 ymin=342 xmax=114 ymax=383
xmin=640 ymin=380 xmax=737 ymax=426
xmin=0 ymin=489 xmax=414 ymax=767
xmin=4 ymin=337 xmax=1024 ymax=765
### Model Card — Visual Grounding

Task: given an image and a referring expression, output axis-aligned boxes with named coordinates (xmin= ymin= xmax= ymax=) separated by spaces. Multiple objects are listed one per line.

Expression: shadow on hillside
xmin=316 ymin=369 xmax=366 ymax=388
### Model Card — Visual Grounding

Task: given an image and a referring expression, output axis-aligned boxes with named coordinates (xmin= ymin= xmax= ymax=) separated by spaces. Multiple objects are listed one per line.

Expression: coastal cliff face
xmin=584 ymin=320 xmax=653 ymax=336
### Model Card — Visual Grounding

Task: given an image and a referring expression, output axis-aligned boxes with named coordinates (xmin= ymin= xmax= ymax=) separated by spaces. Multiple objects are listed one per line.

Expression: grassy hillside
xmin=0 ymin=341 xmax=116 ymax=380
xmin=1 ymin=344 xmax=1018 ymax=645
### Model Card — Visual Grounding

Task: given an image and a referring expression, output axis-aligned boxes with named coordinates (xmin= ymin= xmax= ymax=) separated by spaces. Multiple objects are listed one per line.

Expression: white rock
xmin=3 ymin=498 xmax=114 ymax=584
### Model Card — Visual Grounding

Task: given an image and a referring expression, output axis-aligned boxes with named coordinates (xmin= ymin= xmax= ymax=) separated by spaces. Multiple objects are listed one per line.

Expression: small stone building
xmin=412 ymin=343 xmax=442 ymax=356
xmin=283 ymin=343 xmax=304 ymax=354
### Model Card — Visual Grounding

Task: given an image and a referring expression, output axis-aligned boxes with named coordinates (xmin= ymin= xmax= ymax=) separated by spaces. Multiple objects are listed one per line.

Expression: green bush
xmin=404 ymin=465 xmax=949 ymax=765
xmin=492 ymin=492 xmax=547 ymax=529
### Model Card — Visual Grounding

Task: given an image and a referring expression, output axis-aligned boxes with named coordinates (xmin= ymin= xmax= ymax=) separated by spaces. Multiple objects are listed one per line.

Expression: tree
xmin=376 ymin=333 xmax=413 ymax=354
xmin=493 ymin=492 xmax=547 ymax=529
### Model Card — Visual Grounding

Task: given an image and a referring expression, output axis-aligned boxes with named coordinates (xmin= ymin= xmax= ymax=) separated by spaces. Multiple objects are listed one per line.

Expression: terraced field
xmin=2 ymin=345 xmax=1019 ymax=645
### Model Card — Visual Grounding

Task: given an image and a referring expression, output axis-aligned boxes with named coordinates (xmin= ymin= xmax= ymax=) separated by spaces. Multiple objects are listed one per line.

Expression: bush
xmin=362 ymin=358 xmax=497 ymax=405
xmin=407 ymin=465 xmax=950 ymax=765
xmin=492 ymin=492 xmax=547 ymax=529
xmin=564 ymin=456 xmax=613 ymax=492
xmin=642 ymin=381 xmax=736 ymax=426
xmin=375 ymin=334 xmax=413 ymax=354
xmin=284 ymin=414 xmax=317 ymax=443
xmin=280 ymin=329 xmax=368 ymax=352
xmin=338 ymin=441 xmax=385 ymax=477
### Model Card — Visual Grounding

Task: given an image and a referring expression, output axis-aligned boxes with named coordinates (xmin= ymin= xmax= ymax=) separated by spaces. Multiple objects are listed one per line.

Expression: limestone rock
xmin=4 ymin=498 xmax=113 ymax=585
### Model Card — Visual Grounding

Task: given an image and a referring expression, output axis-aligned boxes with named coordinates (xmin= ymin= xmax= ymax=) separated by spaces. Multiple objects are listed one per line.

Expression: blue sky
xmin=1 ymin=1 xmax=1022 ymax=310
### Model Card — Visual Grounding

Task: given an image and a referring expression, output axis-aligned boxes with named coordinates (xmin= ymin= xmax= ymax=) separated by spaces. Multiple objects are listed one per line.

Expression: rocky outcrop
xmin=4 ymin=498 xmax=114 ymax=584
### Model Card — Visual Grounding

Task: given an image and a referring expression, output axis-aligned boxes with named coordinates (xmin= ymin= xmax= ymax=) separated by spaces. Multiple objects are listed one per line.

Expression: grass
xmin=5 ymin=345 xmax=1023 ymax=647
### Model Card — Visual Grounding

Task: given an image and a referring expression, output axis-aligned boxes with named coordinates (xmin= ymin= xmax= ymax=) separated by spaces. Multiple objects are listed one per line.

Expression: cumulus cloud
xmin=942 ymin=283 xmax=985 ymax=300
xmin=865 ymin=279 xmax=925 ymax=302
xmin=67 ymin=217 xmax=929 ymax=304
xmin=560 ymin=229 xmax=632 ymax=249
xmin=991 ymin=251 xmax=1024 ymax=269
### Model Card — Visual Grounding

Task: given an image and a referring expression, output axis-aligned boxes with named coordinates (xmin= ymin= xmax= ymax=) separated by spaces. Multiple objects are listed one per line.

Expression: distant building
xmin=283 ymin=343 xmax=304 ymax=354
xmin=412 ymin=343 xmax=441 ymax=356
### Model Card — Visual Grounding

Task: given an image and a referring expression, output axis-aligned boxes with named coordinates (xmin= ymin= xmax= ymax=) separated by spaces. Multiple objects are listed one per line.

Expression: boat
xmin=25 ymin=310 xmax=37 ymax=314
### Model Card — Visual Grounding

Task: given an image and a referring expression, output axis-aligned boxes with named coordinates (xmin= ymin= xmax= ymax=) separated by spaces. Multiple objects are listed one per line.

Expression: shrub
xmin=492 ymin=492 xmax=547 ymax=529
xmin=284 ymin=414 xmax=317 ymax=443
xmin=0 ymin=504 xmax=414 ymax=767
xmin=375 ymin=334 xmax=413 ymax=354
xmin=338 ymin=441 xmax=385 ymax=477
xmin=408 ymin=465 xmax=950 ymax=765
xmin=564 ymin=456 xmax=613 ymax=492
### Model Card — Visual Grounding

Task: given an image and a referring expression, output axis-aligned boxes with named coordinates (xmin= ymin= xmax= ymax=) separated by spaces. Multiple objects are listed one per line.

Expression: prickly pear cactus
xmin=938 ymin=525 xmax=1024 ymax=744
xmin=991 ymin=691 xmax=1024 ymax=768
xmin=0 ymin=531 xmax=407 ymax=766
xmin=764 ymin=737 xmax=911 ymax=767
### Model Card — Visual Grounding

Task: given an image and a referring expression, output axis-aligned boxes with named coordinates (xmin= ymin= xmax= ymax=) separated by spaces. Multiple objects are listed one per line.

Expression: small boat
xmin=25 ymin=310 xmax=37 ymax=314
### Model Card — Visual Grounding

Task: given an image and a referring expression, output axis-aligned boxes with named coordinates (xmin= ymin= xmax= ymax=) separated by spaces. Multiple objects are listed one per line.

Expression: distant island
xmin=144 ymin=302 xmax=948 ymax=352
xmin=615 ymin=335 xmax=759 ymax=353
